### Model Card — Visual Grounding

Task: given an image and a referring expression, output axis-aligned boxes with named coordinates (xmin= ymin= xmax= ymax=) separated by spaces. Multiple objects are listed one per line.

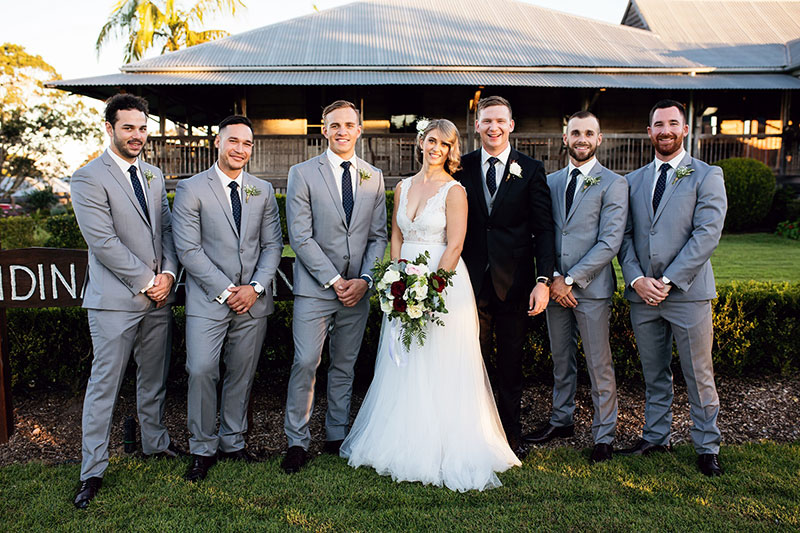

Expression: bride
xmin=340 ymin=119 xmax=521 ymax=492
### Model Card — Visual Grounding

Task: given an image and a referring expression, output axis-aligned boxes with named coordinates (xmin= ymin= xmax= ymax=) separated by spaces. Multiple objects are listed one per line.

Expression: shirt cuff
xmin=216 ymin=284 xmax=236 ymax=304
xmin=140 ymin=275 xmax=156 ymax=293
xmin=553 ymin=271 xmax=562 ymax=277
xmin=360 ymin=274 xmax=373 ymax=289
xmin=630 ymin=275 xmax=644 ymax=289
xmin=661 ymin=275 xmax=672 ymax=286
xmin=324 ymin=274 xmax=342 ymax=289
xmin=162 ymin=270 xmax=176 ymax=281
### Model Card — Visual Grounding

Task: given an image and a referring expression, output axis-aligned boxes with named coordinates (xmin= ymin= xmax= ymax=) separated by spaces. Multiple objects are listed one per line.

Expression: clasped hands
xmin=334 ymin=278 xmax=369 ymax=307
xmin=227 ymin=284 xmax=259 ymax=315
xmin=146 ymin=273 xmax=174 ymax=308
xmin=633 ymin=276 xmax=671 ymax=306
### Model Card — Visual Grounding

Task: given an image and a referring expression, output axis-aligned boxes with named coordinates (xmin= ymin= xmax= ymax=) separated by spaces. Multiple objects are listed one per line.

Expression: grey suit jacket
xmin=547 ymin=163 xmax=628 ymax=299
xmin=618 ymin=153 xmax=727 ymax=302
xmin=71 ymin=151 xmax=178 ymax=311
xmin=172 ymin=166 xmax=283 ymax=319
xmin=287 ymin=154 xmax=388 ymax=300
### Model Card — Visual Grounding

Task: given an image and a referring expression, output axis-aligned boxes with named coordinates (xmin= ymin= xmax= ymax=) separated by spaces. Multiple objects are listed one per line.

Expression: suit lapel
xmin=551 ymin=167 xmax=568 ymax=226
xmin=141 ymin=161 xmax=158 ymax=234
xmin=566 ymin=163 xmax=603 ymax=224
xmin=102 ymin=152 xmax=150 ymax=227
xmin=206 ymin=167 xmax=239 ymax=236
xmin=349 ymin=157 xmax=370 ymax=225
xmin=239 ymin=172 xmax=254 ymax=243
xmin=490 ymin=148 xmax=515 ymax=216
xmin=653 ymin=153 xmax=692 ymax=225
xmin=317 ymin=154 xmax=348 ymax=227
xmin=638 ymin=162 xmax=656 ymax=222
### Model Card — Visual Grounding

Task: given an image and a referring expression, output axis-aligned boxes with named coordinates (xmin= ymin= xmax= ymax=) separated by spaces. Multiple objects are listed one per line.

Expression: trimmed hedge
xmin=0 ymin=216 xmax=39 ymax=249
xmin=714 ymin=158 xmax=776 ymax=232
xmin=8 ymin=282 xmax=800 ymax=394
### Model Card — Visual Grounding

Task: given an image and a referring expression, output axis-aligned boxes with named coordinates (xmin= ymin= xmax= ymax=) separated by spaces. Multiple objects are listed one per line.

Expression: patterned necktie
xmin=565 ymin=167 xmax=580 ymax=215
xmin=228 ymin=181 xmax=241 ymax=233
xmin=128 ymin=165 xmax=149 ymax=223
xmin=486 ymin=157 xmax=499 ymax=196
xmin=652 ymin=163 xmax=669 ymax=212
xmin=341 ymin=161 xmax=354 ymax=225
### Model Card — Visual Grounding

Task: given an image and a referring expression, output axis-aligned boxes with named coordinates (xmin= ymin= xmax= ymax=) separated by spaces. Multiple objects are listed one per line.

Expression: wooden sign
xmin=0 ymin=248 xmax=88 ymax=309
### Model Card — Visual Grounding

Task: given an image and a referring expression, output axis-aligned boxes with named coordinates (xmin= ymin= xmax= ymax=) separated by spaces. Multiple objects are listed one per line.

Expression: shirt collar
xmin=106 ymin=148 xmax=139 ymax=175
xmin=326 ymin=148 xmax=357 ymax=170
xmin=214 ymin=161 xmax=243 ymax=187
xmin=567 ymin=157 xmax=597 ymax=179
xmin=654 ymin=149 xmax=687 ymax=171
xmin=481 ymin=144 xmax=511 ymax=167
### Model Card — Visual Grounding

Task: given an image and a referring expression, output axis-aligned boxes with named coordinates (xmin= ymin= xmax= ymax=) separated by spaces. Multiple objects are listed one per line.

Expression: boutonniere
xmin=673 ymin=166 xmax=694 ymax=185
xmin=358 ymin=168 xmax=371 ymax=185
xmin=243 ymin=184 xmax=261 ymax=203
xmin=143 ymin=169 xmax=155 ymax=187
xmin=506 ymin=161 xmax=523 ymax=181
xmin=582 ymin=175 xmax=601 ymax=191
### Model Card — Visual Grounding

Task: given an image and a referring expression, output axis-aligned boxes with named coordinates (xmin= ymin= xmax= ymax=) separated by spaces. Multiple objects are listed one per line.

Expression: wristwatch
xmin=360 ymin=274 xmax=374 ymax=289
xmin=536 ymin=276 xmax=552 ymax=287
xmin=249 ymin=281 xmax=265 ymax=298
xmin=564 ymin=275 xmax=574 ymax=286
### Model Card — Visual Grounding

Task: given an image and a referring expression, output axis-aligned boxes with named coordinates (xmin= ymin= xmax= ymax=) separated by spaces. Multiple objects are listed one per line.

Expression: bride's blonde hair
xmin=418 ymin=119 xmax=461 ymax=175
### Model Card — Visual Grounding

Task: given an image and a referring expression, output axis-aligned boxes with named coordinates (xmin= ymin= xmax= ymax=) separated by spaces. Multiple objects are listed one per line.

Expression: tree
xmin=0 ymin=44 xmax=102 ymax=189
xmin=96 ymin=0 xmax=245 ymax=63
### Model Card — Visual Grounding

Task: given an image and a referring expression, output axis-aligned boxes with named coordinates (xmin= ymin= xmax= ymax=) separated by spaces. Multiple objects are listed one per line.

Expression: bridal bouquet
xmin=373 ymin=251 xmax=455 ymax=353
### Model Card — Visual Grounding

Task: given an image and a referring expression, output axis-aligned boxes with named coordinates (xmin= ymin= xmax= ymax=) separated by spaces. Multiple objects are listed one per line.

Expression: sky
xmin=1 ymin=0 xmax=631 ymax=80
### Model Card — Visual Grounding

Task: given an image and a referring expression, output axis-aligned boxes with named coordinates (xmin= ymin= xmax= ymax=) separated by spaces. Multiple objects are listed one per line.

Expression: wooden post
xmin=0 ymin=239 xmax=12 ymax=443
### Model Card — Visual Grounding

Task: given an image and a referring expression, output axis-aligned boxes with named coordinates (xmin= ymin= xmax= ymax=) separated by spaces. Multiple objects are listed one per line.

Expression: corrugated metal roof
xmin=121 ymin=0 xmax=706 ymax=71
xmin=48 ymin=71 xmax=800 ymax=89
xmin=627 ymin=0 xmax=800 ymax=45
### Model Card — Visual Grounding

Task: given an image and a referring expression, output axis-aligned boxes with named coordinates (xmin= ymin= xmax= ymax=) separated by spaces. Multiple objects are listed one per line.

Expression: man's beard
xmin=652 ymin=134 xmax=684 ymax=157
xmin=113 ymin=136 xmax=143 ymax=159
xmin=568 ymin=143 xmax=596 ymax=163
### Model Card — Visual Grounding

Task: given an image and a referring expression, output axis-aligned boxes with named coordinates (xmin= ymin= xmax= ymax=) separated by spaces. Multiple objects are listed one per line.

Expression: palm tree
xmin=96 ymin=0 xmax=245 ymax=63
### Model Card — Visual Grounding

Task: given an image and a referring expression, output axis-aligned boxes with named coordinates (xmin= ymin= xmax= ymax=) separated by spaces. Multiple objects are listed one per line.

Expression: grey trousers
xmin=546 ymin=297 xmax=618 ymax=444
xmin=185 ymin=312 xmax=267 ymax=456
xmin=284 ymin=295 xmax=370 ymax=449
xmin=630 ymin=299 xmax=721 ymax=454
xmin=81 ymin=305 xmax=172 ymax=480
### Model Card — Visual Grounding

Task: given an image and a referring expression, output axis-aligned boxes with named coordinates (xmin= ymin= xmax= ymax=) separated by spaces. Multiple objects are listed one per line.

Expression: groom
xmin=282 ymin=100 xmax=388 ymax=473
xmin=456 ymin=96 xmax=555 ymax=455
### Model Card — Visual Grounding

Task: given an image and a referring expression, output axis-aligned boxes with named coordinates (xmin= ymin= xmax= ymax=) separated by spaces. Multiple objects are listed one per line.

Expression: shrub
xmin=764 ymin=185 xmax=800 ymax=231
xmin=775 ymin=220 xmax=800 ymax=240
xmin=0 ymin=216 xmax=39 ymax=249
xmin=714 ymin=158 xmax=776 ymax=232
xmin=43 ymin=213 xmax=86 ymax=249
xmin=8 ymin=283 xmax=800 ymax=394
xmin=22 ymin=186 xmax=58 ymax=211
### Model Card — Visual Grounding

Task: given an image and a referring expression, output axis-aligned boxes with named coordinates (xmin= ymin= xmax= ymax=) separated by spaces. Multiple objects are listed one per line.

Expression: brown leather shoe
xmin=697 ymin=453 xmax=723 ymax=477
xmin=219 ymin=448 xmax=258 ymax=463
xmin=617 ymin=438 xmax=671 ymax=456
xmin=281 ymin=446 xmax=308 ymax=474
xmin=322 ymin=440 xmax=343 ymax=455
xmin=184 ymin=454 xmax=217 ymax=482
xmin=73 ymin=477 xmax=102 ymax=509
xmin=590 ymin=443 xmax=614 ymax=464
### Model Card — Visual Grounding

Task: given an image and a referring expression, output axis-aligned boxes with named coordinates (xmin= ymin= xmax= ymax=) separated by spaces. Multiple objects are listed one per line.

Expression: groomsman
xmin=172 ymin=115 xmax=283 ymax=481
xmin=525 ymin=111 xmax=627 ymax=464
xmin=456 ymin=96 xmax=555 ymax=455
xmin=618 ymin=100 xmax=727 ymax=476
xmin=282 ymin=100 xmax=387 ymax=473
xmin=71 ymin=94 xmax=180 ymax=509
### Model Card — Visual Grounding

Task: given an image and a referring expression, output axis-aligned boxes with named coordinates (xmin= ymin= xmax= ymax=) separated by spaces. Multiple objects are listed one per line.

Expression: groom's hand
xmin=550 ymin=276 xmax=577 ymax=308
xmin=146 ymin=273 xmax=174 ymax=306
xmin=527 ymin=282 xmax=549 ymax=316
xmin=338 ymin=278 xmax=368 ymax=307
xmin=227 ymin=285 xmax=258 ymax=314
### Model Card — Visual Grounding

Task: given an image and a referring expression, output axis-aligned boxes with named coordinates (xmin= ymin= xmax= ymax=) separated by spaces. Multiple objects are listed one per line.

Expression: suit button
xmin=240 ymin=248 xmax=244 ymax=253
xmin=347 ymin=231 xmax=352 ymax=237
xmin=562 ymin=232 xmax=568 ymax=236
xmin=487 ymin=225 xmax=493 ymax=230
xmin=343 ymin=255 xmax=350 ymax=260
xmin=650 ymin=231 xmax=656 ymax=235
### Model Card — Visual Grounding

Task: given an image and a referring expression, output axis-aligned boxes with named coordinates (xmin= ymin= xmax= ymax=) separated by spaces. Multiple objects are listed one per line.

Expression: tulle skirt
xmin=340 ymin=241 xmax=521 ymax=492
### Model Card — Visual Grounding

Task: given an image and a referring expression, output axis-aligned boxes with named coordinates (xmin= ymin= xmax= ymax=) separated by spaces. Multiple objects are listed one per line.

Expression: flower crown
xmin=415 ymin=117 xmax=431 ymax=138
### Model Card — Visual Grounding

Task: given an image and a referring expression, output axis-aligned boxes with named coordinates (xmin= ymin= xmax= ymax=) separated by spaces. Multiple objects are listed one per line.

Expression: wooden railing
xmin=144 ymin=132 xmax=799 ymax=188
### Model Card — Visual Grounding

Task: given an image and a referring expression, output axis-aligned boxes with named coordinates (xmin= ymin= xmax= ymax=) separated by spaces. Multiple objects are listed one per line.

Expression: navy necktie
xmin=565 ymin=167 xmax=580 ymax=215
xmin=128 ymin=165 xmax=149 ymax=223
xmin=341 ymin=161 xmax=354 ymax=225
xmin=653 ymin=163 xmax=669 ymax=212
xmin=486 ymin=157 xmax=499 ymax=196
xmin=228 ymin=181 xmax=241 ymax=233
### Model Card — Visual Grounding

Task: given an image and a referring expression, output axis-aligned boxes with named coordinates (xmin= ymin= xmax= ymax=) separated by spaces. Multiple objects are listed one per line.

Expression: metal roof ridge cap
xmin=118 ymin=65 xmax=725 ymax=74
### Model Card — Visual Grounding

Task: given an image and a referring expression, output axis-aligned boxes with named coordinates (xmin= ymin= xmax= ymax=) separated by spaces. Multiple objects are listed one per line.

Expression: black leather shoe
xmin=322 ymin=440 xmax=343 ymax=455
xmin=184 ymin=454 xmax=217 ymax=482
xmin=507 ymin=435 xmax=528 ymax=460
xmin=590 ymin=443 xmax=614 ymax=464
xmin=522 ymin=423 xmax=575 ymax=445
xmin=617 ymin=438 xmax=671 ymax=456
xmin=697 ymin=453 xmax=723 ymax=477
xmin=73 ymin=477 xmax=102 ymax=509
xmin=219 ymin=448 xmax=258 ymax=463
xmin=281 ymin=446 xmax=308 ymax=474
xmin=147 ymin=442 xmax=187 ymax=459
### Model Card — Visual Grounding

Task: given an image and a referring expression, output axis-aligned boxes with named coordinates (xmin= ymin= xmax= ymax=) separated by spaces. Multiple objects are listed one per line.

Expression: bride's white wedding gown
xmin=340 ymin=178 xmax=520 ymax=492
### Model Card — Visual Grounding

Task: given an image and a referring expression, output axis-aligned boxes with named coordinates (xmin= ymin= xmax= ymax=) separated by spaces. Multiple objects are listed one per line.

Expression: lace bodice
xmin=396 ymin=178 xmax=463 ymax=245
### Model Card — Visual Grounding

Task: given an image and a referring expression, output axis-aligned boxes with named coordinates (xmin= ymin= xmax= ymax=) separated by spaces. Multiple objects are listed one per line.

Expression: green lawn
xmin=1 ymin=443 xmax=798 ymax=532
